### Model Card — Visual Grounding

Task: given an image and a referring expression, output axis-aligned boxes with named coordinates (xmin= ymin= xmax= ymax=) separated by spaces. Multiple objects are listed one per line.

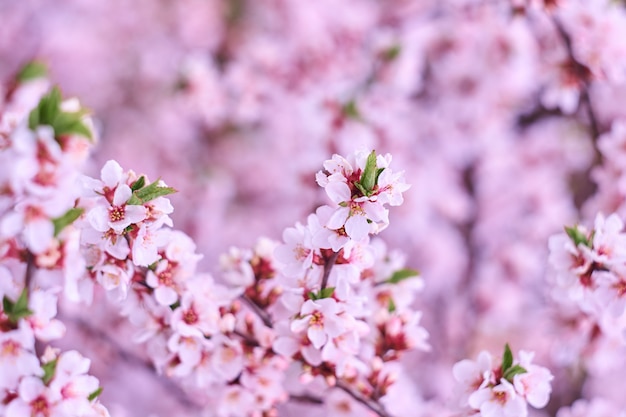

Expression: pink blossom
xmin=0 ymin=326 xmax=42 ymax=389
xmin=26 ymin=289 xmax=65 ymax=341
xmin=469 ymin=379 xmax=527 ymax=417
xmin=291 ymin=298 xmax=349 ymax=349
xmin=132 ymin=223 xmax=165 ymax=267
xmin=453 ymin=350 xmax=494 ymax=403
xmin=5 ymin=376 xmax=58 ymax=417
xmin=513 ymin=351 xmax=554 ymax=409
xmin=274 ymin=220 xmax=314 ymax=277
xmin=86 ymin=184 xmax=147 ymax=234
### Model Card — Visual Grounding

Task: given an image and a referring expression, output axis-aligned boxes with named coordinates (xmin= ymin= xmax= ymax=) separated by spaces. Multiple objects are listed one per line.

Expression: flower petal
xmin=307 ymin=326 xmax=327 ymax=349
xmin=113 ymin=184 xmax=132 ymax=206
xmin=101 ymin=160 xmax=123 ymax=188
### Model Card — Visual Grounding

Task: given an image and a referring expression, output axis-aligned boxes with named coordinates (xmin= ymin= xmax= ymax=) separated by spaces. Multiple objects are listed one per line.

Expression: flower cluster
xmin=453 ymin=344 xmax=553 ymax=417
xmin=0 ymin=68 xmax=109 ymax=416
xmin=76 ymin=159 xmax=176 ymax=302
xmin=315 ymin=151 xmax=410 ymax=243
xmin=72 ymin=149 xmax=427 ymax=416
xmin=548 ymin=213 xmax=626 ymax=323
xmin=0 ymin=71 xmax=553 ymax=415
xmin=3 ymin=348 xmax=108 ymax=417
xmin=266 ymin=152 xmax=428 ymax=414
xmin=74 ymin=160 xmax=291 ymax=416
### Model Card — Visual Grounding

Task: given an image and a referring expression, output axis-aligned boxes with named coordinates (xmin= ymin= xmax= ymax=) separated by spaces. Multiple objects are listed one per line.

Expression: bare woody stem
xmin=336 ymin=380 xmax=393 ymax=417
xmin=320 ymin=250 xmax=340 ymax=290
xmin=289 ymin=393 xmax=324 ymax=405
xmin=24 ymin=251 xmax=35 ymax=290
xmin=61 ymin=314 xmax=201 ymax=412
xmin=552 ymin=17 xmax=602 ymax=143
xmin=239 ymin=294 xmax=273 ymax=328
xmin=24 ymin=251 xmax=45 ymax=356
xmin=321 ymin=251 xmax=392 ymax=417
xmin=550 ymin=17 xmax=604 ymax=209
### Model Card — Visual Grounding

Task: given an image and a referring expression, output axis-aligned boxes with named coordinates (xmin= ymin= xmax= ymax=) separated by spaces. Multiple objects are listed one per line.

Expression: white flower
xmin=513 ymin=351 xmax=554 ymax=409
xmin=589 ymin=213 xmax=626 ymax=266
xmin=453 ymin=350 xmax=494 ymax=403
xmin=87 ymin=184 xmax=147 ymax=234
xmin=291 ymin=298 xmax=348 ymax=349
xmin=274 ymin=221 xmax=314 ymax=277
xmin=132 ymin=223 xmax=165 ymax=267
xmin=469 ymin=379 xmax=528 ymax=417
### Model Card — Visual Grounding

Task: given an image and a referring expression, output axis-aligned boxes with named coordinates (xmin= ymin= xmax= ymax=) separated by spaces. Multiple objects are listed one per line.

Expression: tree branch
xmin=551 ymin=16 xmax=604 ymax=208
xmin=320 ymin=251 xmax=340 ymax=290
xmin=289 ymin=393 xmax=324 ymax=405
xmin=336 ymin=380 xmax=393 ymax=417
xmin=59 ymin=314 xmax=202 ymax=412
xmin=239 ymin=294 xmax=273 ymax=328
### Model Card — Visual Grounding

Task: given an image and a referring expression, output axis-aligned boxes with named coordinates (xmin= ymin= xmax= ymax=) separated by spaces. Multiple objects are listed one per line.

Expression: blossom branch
xmin=240 ymin=294 xmax=273 ymax=328
xmin=320 ymin=250 xmax=340 ymax=290
xmin=551 ymin=17 xmax=602 ymax=142
xmin=65 ymin=314 xmax=202 ymax=412
xmin=336 ymin=380 xmax=393 ymax=417
xmin=551 ymin=16 xmax=604 ymax=208
xmin=24 ymin=250 xmax=35 ymax=291
xmin=289 ymin=393 xmax=324 ymax=405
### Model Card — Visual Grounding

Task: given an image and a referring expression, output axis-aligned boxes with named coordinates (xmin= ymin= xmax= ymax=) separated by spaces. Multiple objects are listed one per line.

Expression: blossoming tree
xmin=2 ymin=0 xmax=626 ymax=416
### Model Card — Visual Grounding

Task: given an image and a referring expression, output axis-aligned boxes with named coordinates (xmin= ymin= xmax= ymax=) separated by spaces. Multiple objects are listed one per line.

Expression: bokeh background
xmin=2 ymin=0 xmax=626 ymax=415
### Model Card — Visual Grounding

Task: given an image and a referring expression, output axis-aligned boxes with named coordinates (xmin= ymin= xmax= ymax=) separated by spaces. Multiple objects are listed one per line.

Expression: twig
xmin=59 ymin=314 xmax=201 ymax=412
xmin=552 ymin=17 xmax=602 ymax=143
xmin=240 ymin=294 xmax=273 ymax=328
xmin=24 ymin=251 xmax=35 ymax=290
xmin=233 ymin=329 xmax=260 ymax=347
xmin=551 ymin=16 xmax=604 ymax=208
xmin=336 ymin=380 xmax=393 ymax=417
xmin=289 ymin=393 xmax=324 ymax=405
xmin=320 ymin=251 xmax=340 ymax=290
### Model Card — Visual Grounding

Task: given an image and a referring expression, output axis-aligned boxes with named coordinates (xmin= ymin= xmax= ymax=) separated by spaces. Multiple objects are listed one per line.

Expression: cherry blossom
xmin=454 ymin=346 xmax=553 ymax=417
xmin=291 ymin=298 xmax=349 ymax=350
xmin=9 ymin=1 xmax=626 ymax=414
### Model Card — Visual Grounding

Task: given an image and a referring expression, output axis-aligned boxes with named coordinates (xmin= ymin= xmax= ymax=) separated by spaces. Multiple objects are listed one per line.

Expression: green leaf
xmin=387 ymin=298 xmax=396 ymax=313
xmin=309 ymin=287 xmax=335 ymax=300
xmin=3 ymin=289 xmax=34 ymax=324
xmin=127 ymin=180 xmax=176 ymax=205
xmin=28 ymin=86 xmax=93 ymax=141
xmin=319 ymin=287 xmax=335 ymax=299
xmin=565 ymin=225 xmax=592 ymax=247
xmin=42 ymin=358 xmax=58 ymax=385
xmin=17 ymin=61 xmax=48 ymax=82
xmin=131 ymin=176 xmax=146 ymax=192
xmin=42 ymin=87 xmax=62 ymax=126
xmin=3 ymin=295 xmax=14 ymax=314
xmin=88 ymin=387 xmax=103 ymax=401
xmin=375 ymin=167 xmax=385 ymax=184
xmin=353 ymin=181 xmax=368 ymax=197
xmin=14 ymin=289 xmax=29 ymax=313
xmin=381 ymin=45 xmax=401 ymax=61
xmin=52 ymin=208 xmax=84 ymax=237
xmin=501 ymin=343 xmax=513 ymax=374
xmin=127 ymin=194 xmax=142 ymax=205
xmin=11 ymin=307 xmax=34 ymax=323
xmin=342 ymin=100 xmax=360 ymax=120
xmin=359 ymin=151 xmax=378 ymax=194
xmin=28 ymin=105 xmax=40 ymax=129
xmin=503 ymin=364 xmax=528 ymax=381
xmin=29 ymin=87 xmax=61 ymax=130
xmin=53 ymin=112 xmax=93 ymax=140
xmin=386 ymin=268 xmax=420 ymax=284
